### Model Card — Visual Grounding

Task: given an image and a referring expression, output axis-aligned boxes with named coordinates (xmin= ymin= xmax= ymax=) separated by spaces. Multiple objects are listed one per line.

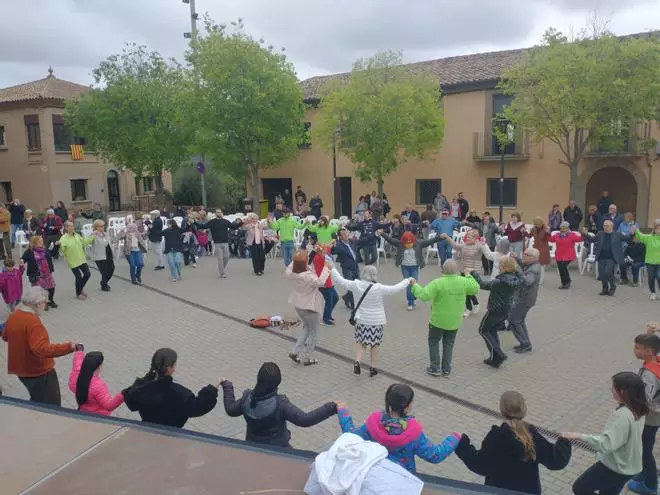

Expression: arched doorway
xmin=585 ymin=166 xmax=637 ymax=216
xmin=107 ymin=170 xmax=121 ymax=211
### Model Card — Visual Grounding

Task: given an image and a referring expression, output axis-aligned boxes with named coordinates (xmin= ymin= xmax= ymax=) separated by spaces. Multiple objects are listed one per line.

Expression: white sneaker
xmin=192 ymin=263 xmax=197 ymax=268
xmin=407 ymin=305 xmax=414 ymax=311
xmin=471 ymin=304 xmax=480 ymax=314
xmin=463 ymin=310 xmax=471 ymax=317
xmin=651 ymin=293 xmax=657 ymax=301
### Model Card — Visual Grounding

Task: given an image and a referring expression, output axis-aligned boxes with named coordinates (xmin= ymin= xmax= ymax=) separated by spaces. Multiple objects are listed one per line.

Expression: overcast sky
xmin=0 ymin=0 xmax=657 ymax=88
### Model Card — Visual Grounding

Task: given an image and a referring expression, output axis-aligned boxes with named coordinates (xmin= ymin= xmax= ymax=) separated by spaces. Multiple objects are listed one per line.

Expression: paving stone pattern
xmin=2 ymin=250 xmax=658 ymax=493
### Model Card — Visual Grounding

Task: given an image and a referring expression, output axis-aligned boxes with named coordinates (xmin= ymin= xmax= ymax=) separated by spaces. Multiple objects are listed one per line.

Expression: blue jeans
xmin=167 ymin=251 xmax=183 ymax=280
xmin=401 ymin=265 xmax=419 ymax=305
xmin=319 ymin=287 xmax=338 ymax=323
xmin=10 ymin=224 xmax=21 ymax=244
xmin=281 ymin=241 xmax=294 ymax=267
xmin=126 ymin=251 xmax=144 ymax=282
xmin=438 ymin=239 xmax=452 ymax=263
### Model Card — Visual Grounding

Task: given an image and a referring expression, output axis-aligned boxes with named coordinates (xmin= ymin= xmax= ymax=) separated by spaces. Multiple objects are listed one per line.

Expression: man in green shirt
xmin=411 ymin=259 xmax=480 ymax=377
xmin=268 ymin=207 xmax=303 ymax=266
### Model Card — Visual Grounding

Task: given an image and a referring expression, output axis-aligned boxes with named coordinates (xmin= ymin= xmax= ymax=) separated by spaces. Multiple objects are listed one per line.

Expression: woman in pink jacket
xmin=285 ymin=250 xmax=331 ymax=366
xmin=69 ymin=349 xmax=124 ymax=415
xmin=549 ymin=221 xmax=582 ymax=290
xmin=243 ymin=213 xmax=266 ymax=276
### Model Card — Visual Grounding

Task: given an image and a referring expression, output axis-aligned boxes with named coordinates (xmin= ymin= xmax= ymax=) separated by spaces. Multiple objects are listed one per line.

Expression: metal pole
xmin=332 ymin=137 xmax=340 ymax=218
xmin=499 ymin=150 xmax=505 ymax=224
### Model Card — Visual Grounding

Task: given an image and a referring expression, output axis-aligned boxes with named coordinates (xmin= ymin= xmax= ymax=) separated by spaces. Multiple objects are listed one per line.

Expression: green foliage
xmin=498 ymin=28 xmax=660 ymax=197
xmin=65 ymin=44 xmax=190 ymax=192
xmin=315 ymin=50 xmax=445 ymax=195
xmin=185 ymin=19 xmax=305 ymax=199
xmin=172 ymin=165 xmax=244 ymax=212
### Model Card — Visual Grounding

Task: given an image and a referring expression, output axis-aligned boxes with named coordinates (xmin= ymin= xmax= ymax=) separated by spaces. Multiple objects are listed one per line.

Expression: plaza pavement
xmin=1 ymin=248 xmax=658 ymax=493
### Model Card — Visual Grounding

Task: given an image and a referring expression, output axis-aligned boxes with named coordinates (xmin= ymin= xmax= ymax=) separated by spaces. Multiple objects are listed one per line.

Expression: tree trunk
xmin=569 ymin=159 xmax=580 ymax=202
xmin=155 ymin=169 xmax=164 ymax=194
xmin=246 ymin=163 xmax=261 ymax=213
xmin=377 ymin=177 xmax=384 ymax=198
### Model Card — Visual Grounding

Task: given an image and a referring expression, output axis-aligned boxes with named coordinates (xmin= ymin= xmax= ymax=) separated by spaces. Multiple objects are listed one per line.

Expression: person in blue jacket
xmin=429 ymin=209 xmax=460 ymax=263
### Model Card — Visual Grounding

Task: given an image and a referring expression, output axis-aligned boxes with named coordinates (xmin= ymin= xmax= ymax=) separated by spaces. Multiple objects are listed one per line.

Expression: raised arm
xmin=183 ymin=384 xmax=218 ymax=418
xmin=471 ymin=272 xmax=495 ymax=291
xmin=379 ymin=277 xmax=411 ymax=296
xmin=380 ymin=232 xmax=400 ymax=246
xmin=337 ymin=406 xmax=369 ymax=439
xmin=415 ymin=432 xmax=462 ymax=464
xmin=411 ymin=280 xmax=436 ymax=302
xmin=281 ymin=396 xmax=337 ymax=427
xmin=92 ymin=381 xmax=125 ymax=412
xmin=220 ymin=381 xmax=244 ymax=417
xmin=330 ymin=268 xmax=359 ymax=291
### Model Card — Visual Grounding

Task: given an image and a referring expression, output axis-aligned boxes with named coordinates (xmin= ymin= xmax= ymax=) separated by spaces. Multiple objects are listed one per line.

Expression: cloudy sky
xmin=0 ymin=0 xmax=657 ymax=88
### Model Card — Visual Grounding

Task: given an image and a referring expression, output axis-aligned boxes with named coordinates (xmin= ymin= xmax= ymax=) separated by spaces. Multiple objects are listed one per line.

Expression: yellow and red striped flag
xmin=70 ymin=144 xmax=84 ymax=160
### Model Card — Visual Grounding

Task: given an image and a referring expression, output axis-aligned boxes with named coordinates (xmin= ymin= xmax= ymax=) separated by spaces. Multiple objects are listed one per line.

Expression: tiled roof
xmin=0 ymin=73 xmax=91 ymax=105
xmin=300 ymin=31 xmax=660 ymax=101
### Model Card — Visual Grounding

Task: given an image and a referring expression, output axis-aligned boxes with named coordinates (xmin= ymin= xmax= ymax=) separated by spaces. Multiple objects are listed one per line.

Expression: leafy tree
xmin=315 ymin=50 xmax=445 ymax=196
xmin=173 ymin=164 xmax=244 ymax=212
xmin=186 ymin=19 xmax=305 ymax=201
xmin=65 ymin=44 xmax=190 ymax=196
xmin=498 ymin=27 xmax=660 ymax=199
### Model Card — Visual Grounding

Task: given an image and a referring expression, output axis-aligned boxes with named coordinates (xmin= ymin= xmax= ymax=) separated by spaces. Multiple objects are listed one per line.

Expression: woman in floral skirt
xmin=21 ymin=236 xmax=57 ymax=309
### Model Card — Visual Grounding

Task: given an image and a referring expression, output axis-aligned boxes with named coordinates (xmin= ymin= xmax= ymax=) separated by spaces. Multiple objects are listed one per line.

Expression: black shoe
xmin=353 ymin=361 xmax=361 ymax=375
xmin=137 ymin=278 xmax=142 ymax=284
xmin=369 ymin=367 xmax=378 ymax=377
xmin=514 ymin=345 xmax=532 ymax=354
xmin=101 ymin=286 xmax=111 ymax=292
xmin=599 ymin=291 xmax=608 ymax=296
xmin=608 ymin=287 xmax=616 ymax=296
xmin=483 ymin=358 xmax=501 ymax=369
xmin=47 ymin=301 xmax=58 ymax=309
xmin=131 ymin=280 xmax=138 ymax=285
xmin=289 ymin=353 xmax=301 ymax=364
xmin=513 ymin=345 xmax=524 ymax=351
xmin=154 ymin=266 xmax=165 ymax=271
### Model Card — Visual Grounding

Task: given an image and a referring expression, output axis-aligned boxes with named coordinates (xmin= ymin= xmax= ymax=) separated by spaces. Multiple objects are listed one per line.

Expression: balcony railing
xmin=473 ymin=130 xmax=530 ymax=161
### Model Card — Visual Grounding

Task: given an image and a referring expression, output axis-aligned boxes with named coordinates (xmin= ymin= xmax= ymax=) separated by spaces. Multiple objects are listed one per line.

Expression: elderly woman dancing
xmin=331 ymin=265 xmax=410 ymax=377
xmin=285 ymin=250 xmax=332 ymax=366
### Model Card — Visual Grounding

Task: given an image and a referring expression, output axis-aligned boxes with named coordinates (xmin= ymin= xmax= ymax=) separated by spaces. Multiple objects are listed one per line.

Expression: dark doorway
xmin=337 ymin=177 xmax=352 ymax=218
xmin=586 ymin=166 xmax=637 ymax=217
xmin=0 ymin=182 xmax=12 ymax=203
xmin=261 ymin=178 xmax=293 ymax=210
xmin=107 ymin=170 xmax=121 ymax=211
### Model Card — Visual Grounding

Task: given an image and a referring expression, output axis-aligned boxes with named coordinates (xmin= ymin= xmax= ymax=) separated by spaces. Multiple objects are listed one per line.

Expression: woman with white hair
xmin=40 ymin=208 xmax=63 ymax=259
xmin=331 ymin=264 xmax=411 ymax=377
xmin=549 ymin=222 xmax=583 ymax=289
xmin=89 ymin=219 xmax=115 ymax=292
xmin=243 ymin=213 xmax=266 ymax=276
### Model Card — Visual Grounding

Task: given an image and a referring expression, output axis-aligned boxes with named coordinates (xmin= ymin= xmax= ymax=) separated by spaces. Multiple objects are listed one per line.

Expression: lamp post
xmin=332 ymin=133 xmax=340 ymax=218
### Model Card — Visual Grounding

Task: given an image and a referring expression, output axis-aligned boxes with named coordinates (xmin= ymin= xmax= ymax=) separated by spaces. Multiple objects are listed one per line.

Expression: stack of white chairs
xmin=15 ymin=230 xmax=29 ymax=257
xmin=329 ymin=219 xmax=341 ymax=227
xmin=173 ymin=216 xmax=183 ymax=228
xmin=583 ymin=241 xmax=597 ymax=276
xmin=424 ymin=232 xmax=441 ymax=265
xmin=293 ymin=228 xmax=305 ymax=250
xmin=108 ymin=217 xmax=126 ymax=231
xmin=574 ymin=242 xmax=584 ymax=274
xmin=81 ymin=223 xmax=94 ymax=238
xmin=459 ymin=225 xmax=471 ymax=234
xmin=376 ymin=235 xmax=387 ymax=265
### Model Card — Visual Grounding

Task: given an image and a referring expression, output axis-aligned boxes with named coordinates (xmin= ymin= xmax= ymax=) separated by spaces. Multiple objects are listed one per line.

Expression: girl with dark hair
xmin=68 ymin=348 xmax=124 ymax=416
xmin=455 ymin=391 xmax=571 ymax=494
xmin=563 ymin=372 xmax=648 ymax=495
xmin=123 ymin=348 xmax=218 ymax=428
xmin=163 ymin=220 xmax=184 ymax=282
xmin=335 ymin=383 xmax=461 ymax=473
xmin=220 ymin=362 xmax=338 ymax=447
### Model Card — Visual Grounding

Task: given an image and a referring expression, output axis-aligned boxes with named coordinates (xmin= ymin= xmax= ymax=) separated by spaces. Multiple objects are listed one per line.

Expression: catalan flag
xmin=70 ymin=144 xmax=84 ymax=161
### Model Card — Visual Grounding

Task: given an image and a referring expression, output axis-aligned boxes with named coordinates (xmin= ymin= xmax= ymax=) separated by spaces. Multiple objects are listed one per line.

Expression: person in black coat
xmin=220 ymin=362 xmax=338 ymax=448
xmin=456 ymin=391 xmax=571 ymax=495
xmin=621 ymin=237 xmax=646 ymax=286
xmin=562 ymin=201 xmax=583 ymax=232
xmin=123 ymin=348 xmax=218 ymax=428
xmin=401 ymin=204 xmax=421 ymax=224
xmin=147 ymin=211 xmax=165 ymax=270
xmin=331 ymin=228 xmax=360 ymax=309
xmin=586 ymin=220 xmax=630 ymax=296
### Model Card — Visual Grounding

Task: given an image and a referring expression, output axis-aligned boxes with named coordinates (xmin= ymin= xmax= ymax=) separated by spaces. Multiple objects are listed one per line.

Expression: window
xmin=53 ymin=123 xmax=72 ymax=152
xmin=415 ymin=179 xmax=442 ymax=205
xmin=0 ymin=125 xmax=5 ymax=147
xmin=491 ymin=94 xmax=516 ymax=155
xmin=70 ymin=179 xmax=88 ymax=202
xmin=142 ymin=177 xmax=154 ymax=193
xmin=298 ymin=122 xmax=312 ymax=149
xmin=487 ymin=178 xmax=517 ymax=208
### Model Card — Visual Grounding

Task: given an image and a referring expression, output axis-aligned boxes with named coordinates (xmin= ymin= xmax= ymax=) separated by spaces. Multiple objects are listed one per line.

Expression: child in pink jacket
xmin=69 ymin=349 xmax=124 ymax=416
xmin=0 ymin=259 xmax=25 ymax=311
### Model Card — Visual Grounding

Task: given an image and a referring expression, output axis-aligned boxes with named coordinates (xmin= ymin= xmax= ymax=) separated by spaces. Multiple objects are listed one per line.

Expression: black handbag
xmin=349 ymin=284 xmax=373 ymax=326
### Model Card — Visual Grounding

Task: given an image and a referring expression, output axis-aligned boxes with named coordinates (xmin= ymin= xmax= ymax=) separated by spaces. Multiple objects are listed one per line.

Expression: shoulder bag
xmin=349 ymin=284 xmax=373 ymax=326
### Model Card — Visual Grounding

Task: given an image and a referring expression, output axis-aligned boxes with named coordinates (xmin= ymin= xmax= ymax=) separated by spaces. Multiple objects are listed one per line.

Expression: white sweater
xmin=331 ymin=269 xmax=409 ymax=326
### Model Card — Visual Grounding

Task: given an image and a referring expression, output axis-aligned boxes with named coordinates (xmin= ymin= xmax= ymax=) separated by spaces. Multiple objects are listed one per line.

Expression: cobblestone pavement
xmin=2 ymin=249 xmax=658 ymax=493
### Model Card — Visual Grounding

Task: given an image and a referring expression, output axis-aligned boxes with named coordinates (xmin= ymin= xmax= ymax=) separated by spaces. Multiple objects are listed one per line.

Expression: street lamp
xmin=496 ymin=119 xmax=515 ymax=224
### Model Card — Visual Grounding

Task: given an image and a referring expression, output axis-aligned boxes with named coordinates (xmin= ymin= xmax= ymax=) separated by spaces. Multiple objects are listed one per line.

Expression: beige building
xmin=261 ymin=47 xmax=660 ymax=227
xmin=0 ymin=69 xmax=171 ymax=214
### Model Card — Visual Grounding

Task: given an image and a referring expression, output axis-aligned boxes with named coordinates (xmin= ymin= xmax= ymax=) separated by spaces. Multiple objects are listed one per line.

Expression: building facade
xmin=0 ymin=70 xmax=171 ymax=214
xmin=260 ymin=47 xmax=660 ymax=227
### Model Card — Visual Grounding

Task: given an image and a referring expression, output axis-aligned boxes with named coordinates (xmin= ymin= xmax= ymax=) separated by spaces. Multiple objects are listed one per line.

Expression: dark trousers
xmin=0 ymin=232 xmax=11 ymax=259
xmin=509 ymin=303 xmax=532 ymax=346
xmin=572 ymin=461 xmax=631 ymax=495
xmin=19 ymin=369 xmax=61 ymax=406
xmin=633 ymin=424 xmax=659 ymax=490
xmin=620 ymin=262 xmax=644 ymax=284
xmin=44 ymin=234 xmax=60 ymax=258
xmin=47 ymin=288 xmax=55 ymax=303
xmin=557 ymin=260 xmax=572 ymax=286
xmin=647 ymin=263 xmax=660 ymax=293
xmin=359 ymin=244 xmax=377 ymax=265
xmin=341 ymin=268 xmax=359 ymax=309
xmin=319 ymin=287 xmax=339 ymax=323
xmin=250 ymin=243 xmax=266 ymax=274
xmin=95 ymin=258 xmax=115 ymax=289
xmin=598 ymin=259 xmax=616 ymax=292
xmin=465 ymin=294 xmax=479 ymax=311
xmin=428 ymin=324 xmax=457 ymax=373
xmin=478 ymin=311 xmax=507 ymax=363
xmin=71 ymin=263 xmax=91 ymax=296
xmin=482 ymin=254 xmax=493 ymax=275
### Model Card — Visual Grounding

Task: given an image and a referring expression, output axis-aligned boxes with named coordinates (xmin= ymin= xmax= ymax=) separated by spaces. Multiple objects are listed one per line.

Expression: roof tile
xmin=0 ymin=75 xmax=91 ymax=105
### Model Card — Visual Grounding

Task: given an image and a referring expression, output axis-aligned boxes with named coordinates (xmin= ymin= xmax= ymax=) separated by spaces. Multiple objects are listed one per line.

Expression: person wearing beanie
xmin=220 ymin=362 xmax=339 ymax=447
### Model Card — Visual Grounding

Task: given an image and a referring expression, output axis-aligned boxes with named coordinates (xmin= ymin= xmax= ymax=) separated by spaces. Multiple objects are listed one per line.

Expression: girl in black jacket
xmin=162 ymin=220 xmax=184 ymax=282
xmin=123 ymin=348 xmax=218 ymax=428
xmin=220 ymin=362 xmax=338 ymax=447
xmin=456 ymin=391 xmax=571 ymax=494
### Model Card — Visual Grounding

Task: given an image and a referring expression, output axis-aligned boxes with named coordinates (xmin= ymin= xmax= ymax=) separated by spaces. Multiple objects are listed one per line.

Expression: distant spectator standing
xmin=54 ymin=201 xmax=68 ymax=224
xmin=434 ymin=192 xmax=450 ymax=214
xmin=0 ymin=203 xmax=11 ymax=260
xmin=80 ymin=203 xmax=105 ymax=223
xmin=295 ymin=186 xmax=307 ymax=204
xmin=1 ymin=287 xmax=76 ymax=405
xmin=563 ymin=200 xmax=583 ymax=232
xmin=309 ymin=193 xmax=323 ymax=219
xmin=8 ymin=198 xmax=25 ymax=247
xmin=548 ymin=204 xmax=562 ymax=231
xmin=597 ymin=190 xmax=613 ymax=216
xmin=457 ymin=192 xmax=470 ymax=221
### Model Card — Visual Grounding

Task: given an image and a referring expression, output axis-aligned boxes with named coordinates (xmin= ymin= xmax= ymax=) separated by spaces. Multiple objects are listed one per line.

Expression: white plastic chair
xmin=15 ymin=230 xmax=29 ymax=257
xmin=81 ymin=223 xmax=94 ymax=238
xmin=574 ymin=242 xmax=584 ymax=274
xmin=173 ymin=216 xmax=183 ymax=228
xmin=160 ymin=217 xmax=169 ymax=229
xmin=459 ymin=225 xmax=471 ymax=234
xmin=453 ymin=231 xmax=466 ymax=244
xmin=292 ymin=215 xmax=301 ymax=223
xmin=527 ymin=236 xmax=535 ymax=249
xmin=329 ymin=219 xmax=341 ymax=227
xmin=583 ymin=242 xmax=597 ymax=276
xmin=424 ymin=232 xmax=441 ymax=265
xmin=376 ymin=235 xmax=387 ymax=265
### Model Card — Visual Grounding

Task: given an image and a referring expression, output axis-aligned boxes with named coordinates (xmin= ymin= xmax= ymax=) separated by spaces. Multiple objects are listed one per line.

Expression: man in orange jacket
xmin=2 ymin=286 xmax=78 ymax=405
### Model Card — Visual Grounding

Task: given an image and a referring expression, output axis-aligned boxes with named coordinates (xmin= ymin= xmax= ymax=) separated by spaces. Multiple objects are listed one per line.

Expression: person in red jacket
xmin=1 ymin=286 xmax=77 ymax=405
xmin=549 ymin=222 xmax=582 ymax=290
xmin=311 ymin=243 xmax=338 ymax=326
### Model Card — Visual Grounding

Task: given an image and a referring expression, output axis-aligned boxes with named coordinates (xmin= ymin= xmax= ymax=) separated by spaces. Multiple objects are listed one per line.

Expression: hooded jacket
xmin=221 ymin=381 xmax=337 ymax=447
xmin=640 ymin=357 xmax=660 ymax=426
xmin=472 ymin=272 xmax=521 ymax=316
xmin=455 ymin=423 xmax=571 ymax=495
xmin=337 ymin=407 xmax=460 ymax=473
xmin=123 ymin=376 xmax=217 ymax=428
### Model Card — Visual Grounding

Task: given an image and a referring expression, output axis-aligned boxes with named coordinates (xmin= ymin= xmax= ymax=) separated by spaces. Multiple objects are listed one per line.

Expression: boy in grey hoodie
xmin=628 ymin=333 xmax=660 ymax=494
